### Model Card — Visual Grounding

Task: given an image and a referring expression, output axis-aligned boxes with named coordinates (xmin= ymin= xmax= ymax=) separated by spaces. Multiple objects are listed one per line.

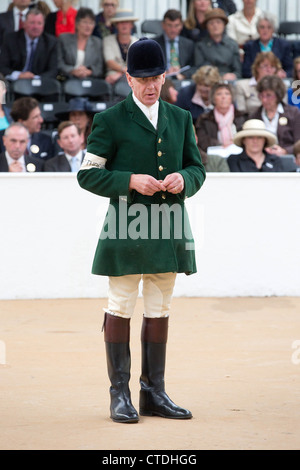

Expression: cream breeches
xmin=105 ymin=272 xmax=177 ymax=319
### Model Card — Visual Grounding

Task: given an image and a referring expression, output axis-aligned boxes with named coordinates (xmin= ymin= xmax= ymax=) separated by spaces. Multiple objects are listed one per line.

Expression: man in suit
xmin=0 ymin=7 xmax=57 ymax=80
xmin=153 ymin=9 xmax=195 ymax=80
xmin=77 ymin=38 xmax=206 ymax=423
xmin=44 ymin=122 xmax=84 ymax=172
xmin=0 ymin=0 xmax=31 ymax=48
xmin=9 ymin=96 xmax=55 ymax=160
xmin=0 ymin=122 xmax=44 ymax=172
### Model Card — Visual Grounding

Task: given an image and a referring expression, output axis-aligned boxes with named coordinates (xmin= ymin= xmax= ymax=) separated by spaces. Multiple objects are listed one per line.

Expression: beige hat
xmin=111 ymin=9 xmax=138 ymax=23
xmin=203 ymin=8 xmax=228 ymax=27
xmin=233 ymin=119 xmax=278 ymax=148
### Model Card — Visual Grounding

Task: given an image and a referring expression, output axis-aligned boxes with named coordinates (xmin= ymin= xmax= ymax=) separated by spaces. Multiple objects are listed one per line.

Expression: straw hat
xmin=233 ymin=119 xmax=278 ymax=148
xmin=203 ymin=8 xmax=228 ymax=27
xmin=111 ymin=9 xmax=138 ymax=23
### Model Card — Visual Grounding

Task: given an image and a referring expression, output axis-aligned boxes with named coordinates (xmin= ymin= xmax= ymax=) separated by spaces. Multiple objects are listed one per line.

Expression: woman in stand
xmin=242 ymin=12 xmax=293 ymax=79
xmin=93 ymin=0 xmax=119 ymax=39
xmin=227 ymin=119 xmax=283 ymax=171
xmin=57 ymin=7 xmax=104 ymax=79
xmin=226 ymin=0 xmax=262 ymax=49
xmin=234 ymin=51 xmax=285 ymax=117
xmin=176 ymin=65 xmax=220 ymax=123
xmin=181 ymin=0 xmax=212 ymax=42
xmin=250 ymin=75 xmax=300 ymax=156
xmin=44 ymin=0 xmax=77 ymax=37
xmin=195 ymin=80 xmax=246 ymax=152
xmin=103 ymin=9 xmax=138 ymax=85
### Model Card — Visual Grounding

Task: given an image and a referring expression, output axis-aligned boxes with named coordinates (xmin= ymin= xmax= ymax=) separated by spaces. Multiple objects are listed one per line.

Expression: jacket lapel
xmin=125 ymin=93 xmax=158 ymax=135
xmin=157 ymin=99 xmax=168 ymax=136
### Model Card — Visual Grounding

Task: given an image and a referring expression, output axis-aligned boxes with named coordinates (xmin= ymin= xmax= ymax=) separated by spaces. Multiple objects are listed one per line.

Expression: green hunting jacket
xmin=77 ymin=92 xmax=206 ymax=276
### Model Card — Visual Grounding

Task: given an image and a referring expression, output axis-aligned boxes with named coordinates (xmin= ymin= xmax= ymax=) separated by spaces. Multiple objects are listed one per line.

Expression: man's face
xmin=20 ymin=106 xmax=43 ymax=134
xmin=126 ymin=73 xmax=166 ymax=107
xmin=57 ymin=125 xmax=83 ymax=156
xmin=162 ymin=18 xmax=183 ymax=40
xmin=3 ymin=126 xmax=29 ymax=160
xmin=24 ymin=13 xmax=45 ymax=39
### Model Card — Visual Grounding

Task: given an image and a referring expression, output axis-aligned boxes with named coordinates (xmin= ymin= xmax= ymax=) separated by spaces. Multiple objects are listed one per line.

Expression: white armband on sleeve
xmin=80 ymin=152 xmax=107 ymax=170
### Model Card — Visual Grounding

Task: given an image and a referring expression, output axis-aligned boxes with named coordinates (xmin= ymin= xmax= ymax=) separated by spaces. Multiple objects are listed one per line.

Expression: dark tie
xmin=26 ymin=40 xmax=36 ymax=72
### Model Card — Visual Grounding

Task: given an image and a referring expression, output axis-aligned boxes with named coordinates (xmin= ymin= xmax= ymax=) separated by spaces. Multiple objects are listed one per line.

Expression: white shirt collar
xmin=132 ymin=93 xmax=159 ymax=129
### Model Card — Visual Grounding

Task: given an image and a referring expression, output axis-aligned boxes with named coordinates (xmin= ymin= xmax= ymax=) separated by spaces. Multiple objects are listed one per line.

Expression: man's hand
xmin=19 ymin=71 xmax=35 ymax=79
xmin=129 ymin=174 xmax=166 ymax=196
xmin=265 ymin=144 xmax=287 ymax=156
xmin=162 ymin=172 xmax=184 ymax=194
xmin=9 ymin=161 xmax=23 ymax=172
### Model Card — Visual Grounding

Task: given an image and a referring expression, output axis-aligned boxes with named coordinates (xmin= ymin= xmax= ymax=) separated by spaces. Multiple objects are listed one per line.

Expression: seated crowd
xmin=1 ymin=0 xmax=300 ymax=173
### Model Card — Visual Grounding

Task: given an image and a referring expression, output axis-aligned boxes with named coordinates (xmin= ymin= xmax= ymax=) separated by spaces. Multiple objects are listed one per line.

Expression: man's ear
xmin=126 ymin=72 xmax=133 ymax=89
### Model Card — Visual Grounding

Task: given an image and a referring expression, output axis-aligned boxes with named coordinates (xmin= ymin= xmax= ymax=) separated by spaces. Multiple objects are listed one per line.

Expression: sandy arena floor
xmin=1 ymin=296 xmax=300 ymax=451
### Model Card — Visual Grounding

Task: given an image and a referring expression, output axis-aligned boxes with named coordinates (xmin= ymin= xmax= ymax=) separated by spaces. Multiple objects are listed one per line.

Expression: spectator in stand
xmin=181 ymin=0 xmax=212 ymax=42
xmin=226 ymin=0 xmax=262 ymax=50
xmin=44 ymin=121 xmax=84 ymax=172
xmin=234 ymin=51 xmax=285 ymax=117
xmin=0 ymin=8 xmax=58 ymax=81
xmin=0 ymin=0 xmax=31 ymax=47
xmin=103 ymin=9 xmax=138 ymax=85
xmin=176 ymin=65 xmax=220 ymax=123
xmin=212 ymin=1 xmax=237 ymax=16
xmin=194 ymin=8 xmax=241 ymax=81
xmin=55 ymin=97 xmax=95 ymax=149
xmin=9 ymin=96 xmax=55 ymax=160
xmin=195 ymin=80 xmax=246 ymax=152
xmin=0 ymin=74 xmax=13 ymax=132
xmin=287 ymin=57 xmax=300 ymax=110
xmin=227 ymin=119 xmax=283 ymax=172
xmin=0 ymin=122 xmax=44 ymax=172
xmin=242 ymin=13 xmax=293 ymax=79
xmin=44 ymin=0 xmax=77 ymax=37
xmin=57 ymin=7 xmax=104 ymax=79
xmin=250 ymin=75 xmax=300 ymax=156
xmin=160 ymin=79 xmax=179 ymax=104
xmin=93 ymin=0 xmax=118 ymax=39
xmin=153 ymin=9 xmax=195 ymax=81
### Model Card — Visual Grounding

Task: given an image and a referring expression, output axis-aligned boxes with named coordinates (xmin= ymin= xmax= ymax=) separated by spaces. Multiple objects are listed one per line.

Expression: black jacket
xmin=0 ymin=151 xmax=44 ymax=172
xmin=227 ymin=150 xmax=284 ymax=172
xmin=0 ymin=29 xmax=58 ymax=78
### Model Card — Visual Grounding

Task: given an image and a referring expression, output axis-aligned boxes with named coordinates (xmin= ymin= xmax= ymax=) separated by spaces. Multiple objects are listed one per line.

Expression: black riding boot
xmin=139 ymin=316 xmax=192 ymax=419
xmin=103 ymin=312 xmax=139 ymax=423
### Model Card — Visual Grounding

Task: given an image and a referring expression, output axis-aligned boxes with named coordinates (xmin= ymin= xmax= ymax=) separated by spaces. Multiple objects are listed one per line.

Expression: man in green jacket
xmin=77 ymin=38 xmax=206 ymax=423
